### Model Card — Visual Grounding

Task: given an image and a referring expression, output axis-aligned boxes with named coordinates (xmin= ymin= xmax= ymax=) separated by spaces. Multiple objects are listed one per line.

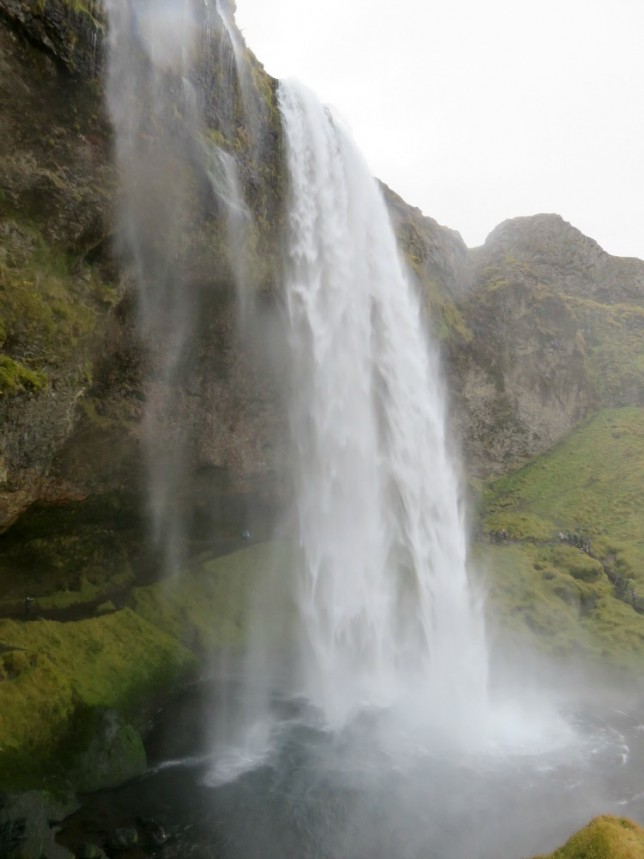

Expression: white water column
xmin=279 ymin=81 xmax=490 ymax=735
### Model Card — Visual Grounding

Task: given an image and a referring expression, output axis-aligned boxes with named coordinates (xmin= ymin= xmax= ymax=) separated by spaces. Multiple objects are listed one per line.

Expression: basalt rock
xmin=0 ymin=0 xmax=104 ymax=79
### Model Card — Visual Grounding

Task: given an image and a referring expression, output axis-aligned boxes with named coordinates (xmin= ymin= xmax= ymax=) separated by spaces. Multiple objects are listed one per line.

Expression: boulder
xmin=66 ymin=708 xmax=146 ymax=794
xmin=0 ymin=790 xmax=79 ymax=859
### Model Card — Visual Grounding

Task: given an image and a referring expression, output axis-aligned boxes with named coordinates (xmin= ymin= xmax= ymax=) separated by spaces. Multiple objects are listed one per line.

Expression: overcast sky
xmin=234 ymin=0 xmax=644 ymax=260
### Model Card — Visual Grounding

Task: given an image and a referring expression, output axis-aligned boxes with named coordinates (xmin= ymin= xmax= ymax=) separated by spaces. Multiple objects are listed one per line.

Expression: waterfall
xmin=102 ymin=4 xmax=579 ymax=819
xmin=271 ymin=80 xmax=490 ymax=737
xmin=103 ymin=0 xmax=528 ymax=762
xmin=104 ymin=0 xmax=250 ymax=573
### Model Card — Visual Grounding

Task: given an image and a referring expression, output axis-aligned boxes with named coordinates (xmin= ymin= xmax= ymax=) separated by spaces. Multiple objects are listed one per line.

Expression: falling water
xmin=104 ymin=0 xmax=250 ymax=572
xmin=273 ymin=81 xmax=490 ymax=737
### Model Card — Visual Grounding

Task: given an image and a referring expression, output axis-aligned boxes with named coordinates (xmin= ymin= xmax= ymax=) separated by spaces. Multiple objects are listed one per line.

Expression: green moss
xmin=131 ymin=540 xmax=297 ymax=654
xmin=0 ymin=540 xmax=291 ymax=789
xmin=0 ymin=355 xmax=47 ymax=396
xmin=532 ymin=815 xmax=644 ymax=859
xmin=479 ymin=408 xmax=644 ymax=668
xmin=480 ymin=544 xmax=587 ymax=648
xmin=550 ymin=545 xmax=603 ymax=582
xmin=59 ymin=706 xmax=147 ymax=792
xmin=482 ymin=408 xmax=644 ymax=574
xmin=479 ymin=541 xmax=644 ymax=668
xmin=0 ymin=610 xmax=194 ymax=790
xmin=0 ymin=221 xmax=116 ymax=395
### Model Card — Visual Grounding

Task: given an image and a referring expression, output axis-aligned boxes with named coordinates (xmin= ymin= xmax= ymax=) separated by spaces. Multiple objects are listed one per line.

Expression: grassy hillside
xmin=478 ymin=407 xmax=644 ymax=668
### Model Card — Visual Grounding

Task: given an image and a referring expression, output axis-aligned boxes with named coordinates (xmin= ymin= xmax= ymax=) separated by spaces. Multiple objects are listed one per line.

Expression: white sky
xmin=235 ymin=0 xmax=644 ymax=259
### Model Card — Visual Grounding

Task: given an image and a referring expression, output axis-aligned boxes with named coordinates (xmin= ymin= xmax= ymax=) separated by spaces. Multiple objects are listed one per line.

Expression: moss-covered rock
xmin=0 ymin=356 xmax=46 ymax=397
xmin=0 ymin=0 xmax=105 ymax=78
xmin=533 ymin=815 xmax=644 ymax=859
xmin=0 ymin=609 xmax=195 ymax=790
xmin=63 ymin=707 xmax=146 ymax=793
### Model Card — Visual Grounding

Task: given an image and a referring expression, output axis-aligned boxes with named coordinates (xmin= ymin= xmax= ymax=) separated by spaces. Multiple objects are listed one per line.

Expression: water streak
xmin=104 ymin=0 xmax=250 ymax=572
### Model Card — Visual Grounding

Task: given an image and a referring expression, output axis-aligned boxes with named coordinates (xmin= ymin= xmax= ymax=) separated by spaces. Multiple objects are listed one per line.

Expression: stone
xmin=67 ymin=708 xmax=147 ymax=794
xmin=109 ymin=826 xmax=138 ymax=850
xmin=0 ymin=791 xmax=79 ymax=859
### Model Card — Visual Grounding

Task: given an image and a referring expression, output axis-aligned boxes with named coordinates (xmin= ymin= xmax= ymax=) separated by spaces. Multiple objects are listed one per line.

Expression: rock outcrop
xmin=0 ymin=0 xmax=286 ymax=533
xmin=448 ymin=214 xmax=644 ymax=474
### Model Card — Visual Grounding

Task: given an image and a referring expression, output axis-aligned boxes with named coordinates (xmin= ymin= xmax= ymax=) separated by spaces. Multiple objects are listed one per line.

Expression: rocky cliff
xmin=0 ymin=0 xmax=288 ymax=538
xmin=2 ymin=1 xmax=644 ymax=530
xmin=447 ymin=214 xmax=644 ymax=474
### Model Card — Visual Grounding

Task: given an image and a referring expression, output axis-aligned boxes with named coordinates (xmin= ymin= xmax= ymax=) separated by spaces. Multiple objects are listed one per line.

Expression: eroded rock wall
xmin=0 ymin=0 xmax=287 ymax=532
xmin=449 ymin=214 xmax=644 ymax=474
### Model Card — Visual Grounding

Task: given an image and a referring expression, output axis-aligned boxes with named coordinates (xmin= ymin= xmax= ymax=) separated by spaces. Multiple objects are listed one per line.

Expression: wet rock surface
xmin=0 ymin=790 xmax=79 ymax=859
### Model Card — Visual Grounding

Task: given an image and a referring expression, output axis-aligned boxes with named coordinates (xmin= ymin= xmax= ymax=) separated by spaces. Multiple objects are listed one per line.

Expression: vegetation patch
xmin=0 ymin=219 xmax=116 ymax=395
xmin=0 ymin=610 xmax=194 ymax=790
xmin=0 ymin=540 xmax=285 ymax=790
xmin=532 ymin=815 xmax=644 ymax=859
xmin=0 ymin=355 xmax=46 ymax=396
xmin=478 ymin=407 xmax=644 ymax=669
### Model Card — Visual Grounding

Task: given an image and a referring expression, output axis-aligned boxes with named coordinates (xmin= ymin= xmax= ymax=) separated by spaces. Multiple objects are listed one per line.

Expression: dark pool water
xmin=58 ymin=679 xmax=644 ymax=859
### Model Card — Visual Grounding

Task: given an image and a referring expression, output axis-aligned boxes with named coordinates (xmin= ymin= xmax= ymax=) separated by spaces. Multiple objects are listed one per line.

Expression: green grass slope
xmin=478 ymin=407 xmax=644 ymax=669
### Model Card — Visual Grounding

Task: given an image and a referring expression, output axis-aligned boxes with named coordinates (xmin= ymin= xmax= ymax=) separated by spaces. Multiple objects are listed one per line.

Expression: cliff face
xmin=0 ymin=3 xmax=114 ymax=527
xmin=0 ymin=0 xmax=287 ymax=532
xmin=1 ymin=0 xmax=644 ymax=529
xmin=450 ymin=214 xmax=644 ymax=474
